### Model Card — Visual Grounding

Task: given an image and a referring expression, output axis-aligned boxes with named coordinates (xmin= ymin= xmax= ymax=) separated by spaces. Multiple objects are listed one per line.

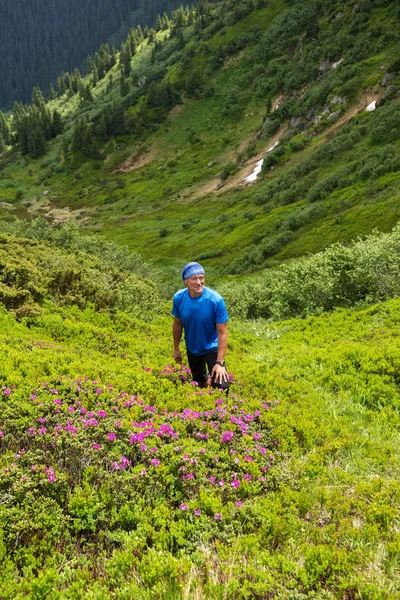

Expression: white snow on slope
xmin=244 ymin=141 xmax=280 ymax=183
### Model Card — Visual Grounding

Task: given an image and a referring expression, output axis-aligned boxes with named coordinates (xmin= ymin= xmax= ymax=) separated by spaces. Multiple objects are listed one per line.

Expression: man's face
xmin=185 ymin=274 xmax=205 ymax=297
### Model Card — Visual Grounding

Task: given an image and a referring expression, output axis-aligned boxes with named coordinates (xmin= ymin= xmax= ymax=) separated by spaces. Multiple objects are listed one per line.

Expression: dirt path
xmin=183 ymin=92 xmax=381 ymax=200
xmin=117 ymin=146 xmax=158 ymax=173
xmin=26 ymin=196 xmax=86 ymax=224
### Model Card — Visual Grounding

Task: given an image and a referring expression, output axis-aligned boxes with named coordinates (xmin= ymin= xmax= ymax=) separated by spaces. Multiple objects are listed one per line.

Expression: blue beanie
xmin=182 ymin=262 xmax=205 ymax=281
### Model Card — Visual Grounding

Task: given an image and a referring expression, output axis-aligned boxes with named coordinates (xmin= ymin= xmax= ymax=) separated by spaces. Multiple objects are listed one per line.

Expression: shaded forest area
xmin=0 ymin=0 xmax=190 ymax=109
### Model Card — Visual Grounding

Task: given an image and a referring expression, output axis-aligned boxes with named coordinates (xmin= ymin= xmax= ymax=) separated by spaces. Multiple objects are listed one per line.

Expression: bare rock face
xmin=330 ymin=96 xmax=346 ymax=105
xmin=327 ymin=110 xmax=341 ymax=122
xmin=319 ymin=59 xmax=330 ymax=72
xmin=384 ymin=84 xmax=398 ymax=99
xmin=382 ymin=72 xmax=395 ymax=86
xmin=334 ymin=11 xmax=344 ymax=20
xmin=290 ymin=117 xmax=306 ymax=130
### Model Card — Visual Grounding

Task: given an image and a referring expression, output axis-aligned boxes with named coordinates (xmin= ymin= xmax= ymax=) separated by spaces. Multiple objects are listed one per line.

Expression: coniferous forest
xmin=0 ymin=0 xmax=190 ymax=109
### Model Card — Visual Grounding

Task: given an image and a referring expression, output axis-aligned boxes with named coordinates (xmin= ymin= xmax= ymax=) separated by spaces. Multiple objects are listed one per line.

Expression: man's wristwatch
xmin=215 ymin=360 xmax=226 ymax=367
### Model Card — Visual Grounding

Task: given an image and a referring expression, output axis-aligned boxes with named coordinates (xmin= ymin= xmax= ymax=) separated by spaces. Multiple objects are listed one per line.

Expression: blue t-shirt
xmin=172 ymin=286 xmax=228 ymax=355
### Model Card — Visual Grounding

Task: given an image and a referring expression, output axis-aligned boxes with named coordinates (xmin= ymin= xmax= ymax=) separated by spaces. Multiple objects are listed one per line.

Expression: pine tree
xmin=87 ymin=55 xmax=95 ymax=74
xmin=0 ymin=133 xmax=5 ymax=154
xmin=136 ymin=25 xmax=144 ymax=44
xmin=120 ymin=74 xmax=129 ymax=97
xmin=156 ymin=14 xmax=163 ymax=31
xmin=162 ymin=13 xmax=170 ymax=30
xmin=51 ymin=110 xmax=63 ymax=136
xmin=27 ymin=119 xmax=46 ymax=158
xmin=82 ymin=123 xmax=97 ymax=157
xmin=71 ymin=118 xmax=87 ymax=151
xmin=106 ymin=75 xmax=114 ymax=94
xmin=40 ymin=106 xmax=53 ymax=140
xmin=120 ymin=42 xmax=132 ymax=77
xmin=128 ymin=30 xmax=137 ymax=56
xmin=97 ymin=113 xmax=108 ymax=138
xmin=71 ymin=69 xmax=82 ymax=94
xmin=92 ymin=66 xmax=99 ymax=88
xmin=0 ymin=111 xmax=11 ymax=145
xmin=49 ymin=83 xmax=56 ymax=100
xmin=32 ymin=86 xmax=45 ymax=108
xmin=85 ymin=84 xmax=93 ymax=102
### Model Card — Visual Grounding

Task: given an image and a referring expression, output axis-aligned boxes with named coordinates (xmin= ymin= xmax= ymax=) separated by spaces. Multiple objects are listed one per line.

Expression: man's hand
xmin=173 ymin=348 xmax=183 ymax=364
xmin=211 ymin=363 xmax=228 ymax=385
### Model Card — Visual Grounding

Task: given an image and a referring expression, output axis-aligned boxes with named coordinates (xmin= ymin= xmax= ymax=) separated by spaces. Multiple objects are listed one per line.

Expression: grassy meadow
xmin=0 ymin=232 xmax=398 ymax=598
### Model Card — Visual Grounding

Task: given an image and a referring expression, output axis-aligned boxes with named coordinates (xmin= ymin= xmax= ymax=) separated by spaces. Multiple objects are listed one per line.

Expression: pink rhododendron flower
xmin=150 ymin=458 xmax=160 ymax=467
xmin=180 ymin=504 xmax=188 ymax=511
xmin=193 ymin=509 xmax=201 ymax=516
xmin=235 ymin=501 xmax=243 ymax=507
xmin=231 ymin=479 xmax=240 ymax=488
xmin=92 ymin=443 xmax=101 ymax=450
xmin=107 ymin=432 xmax=116 ymax=441
xmin=221 ymin=430 xmax=234 ymax=443
xmin=215 ymin=513 xmax=222 ymax=520
xmin=243 ymin=474 xmax=252 ymax=482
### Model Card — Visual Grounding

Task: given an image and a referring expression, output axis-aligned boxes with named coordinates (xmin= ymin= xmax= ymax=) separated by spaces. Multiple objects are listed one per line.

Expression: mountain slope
xmin=0 ymin=0 xmax=190 ymax=109
xmin=0 ymin=231 xmax=399 ymax=598
xmin=0 ymin=0 xmax=399 ymax=278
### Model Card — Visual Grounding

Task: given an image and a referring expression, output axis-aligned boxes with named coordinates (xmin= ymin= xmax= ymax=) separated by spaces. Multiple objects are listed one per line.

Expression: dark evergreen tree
xmin=51 ymin=110 xmax=63 ymax=137
xmin=49 ymin=83 xmax=56 ymax=100
xmin=156 ymin=14 xmax=163 ymax=31
xmin=162 ymin=13 xmax=170 ymax=30
xmin=32 ymin=86 xmax=45 ymax=108
xmin=71 ymin=118 xmax=87 ymax=151
xmin=27 ymin=111 xmax=46 ymax=158
xmin=120 ymin=74 xmax=129 ymax=97
xmin=120 ymin=42 xmax=132 ymax=77
xmin=0 ymin=110 xmax=11 ymax=144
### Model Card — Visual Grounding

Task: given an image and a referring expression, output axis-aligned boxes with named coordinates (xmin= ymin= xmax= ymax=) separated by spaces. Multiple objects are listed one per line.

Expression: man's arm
xmin=211 ymin=322 xmax=228 ymax=384
xmin=172 ymin=317 xmax=183 ymax=364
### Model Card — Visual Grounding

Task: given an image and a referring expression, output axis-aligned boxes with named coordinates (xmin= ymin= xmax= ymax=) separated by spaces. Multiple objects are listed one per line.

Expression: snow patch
xmin=365 ymin=100 xmax=377 ymax=112
xmin=244 ymin=141 xmax=280 ymax=183
xmin=331 ymin=58 xmax=344 ymax=69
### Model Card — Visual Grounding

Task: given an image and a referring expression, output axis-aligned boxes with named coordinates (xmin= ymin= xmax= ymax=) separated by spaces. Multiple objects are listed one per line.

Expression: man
xmin=172 ymin=262 xmax=229 ymax=390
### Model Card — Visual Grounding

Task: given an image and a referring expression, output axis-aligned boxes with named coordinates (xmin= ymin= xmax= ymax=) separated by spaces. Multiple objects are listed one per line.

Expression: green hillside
xmin=0 ymin=0 xmax=399 ymax=276
xmin=0 ymin=233 xmax=399 ymax=598
xmin=0 ymin=0 xmax=190 ymax=109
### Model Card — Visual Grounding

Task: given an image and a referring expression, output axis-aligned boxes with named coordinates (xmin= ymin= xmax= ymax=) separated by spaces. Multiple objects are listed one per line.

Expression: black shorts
xmin=186 ymin=349 xmax=230 ymax=390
